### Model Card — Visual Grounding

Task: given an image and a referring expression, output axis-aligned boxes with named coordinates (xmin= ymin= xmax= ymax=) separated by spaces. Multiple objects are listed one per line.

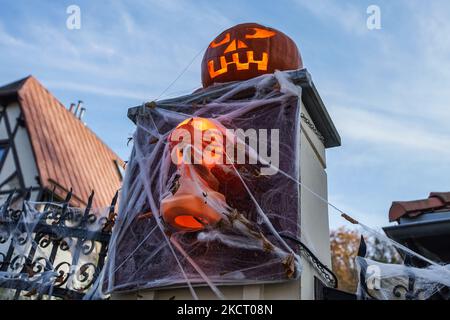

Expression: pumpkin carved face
xmin=201 ymin=23 xmax=302 ymax=88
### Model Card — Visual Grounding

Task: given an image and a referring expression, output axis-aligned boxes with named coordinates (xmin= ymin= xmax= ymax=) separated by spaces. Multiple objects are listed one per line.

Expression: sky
xmin=1 ymin=0 xmax=449 ymax=230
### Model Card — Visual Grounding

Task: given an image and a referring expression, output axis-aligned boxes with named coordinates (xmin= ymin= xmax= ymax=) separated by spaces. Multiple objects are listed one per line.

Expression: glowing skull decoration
xmin=201 ymin=22 xmax=302 ymax=88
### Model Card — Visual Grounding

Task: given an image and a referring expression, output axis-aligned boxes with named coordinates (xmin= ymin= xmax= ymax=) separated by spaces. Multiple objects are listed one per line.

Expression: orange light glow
xmin=208 ymin=52 xmax=269 ymax=79
xmin=174 ymin=215 xmax=206 ymax=229
xmin=245 ymin=27 xmax=276 ymax=39
xmin=224 ymin=40 xmax=237 ymax=53
xmin=208 ymin=56 xmax=228 ymax=78
xmin=162 ymin=118 xmax=236 ymax=231
xmin=161 ymin=189 xmax=225 ymax=231
xmin=224 ymin=40 xmax=250 ymax=53
xmin=176 ymin=117 xmax=219 ymax=131
xmin=238 ymin=40 xmax=248 ymax=49
xmin=172 ymin=117 xmax=226 ymax=167
xmin=206 ymin=26 xmax=275 ymax=79
xmin=210 ymin=33 xmax=230 ymax=48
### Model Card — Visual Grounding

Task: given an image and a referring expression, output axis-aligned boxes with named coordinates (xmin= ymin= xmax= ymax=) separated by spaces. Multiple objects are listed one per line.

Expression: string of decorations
xmin=301 ymin=112 xmax=325 ymax=143
xmin=280 ymin=233 xmax=338 ymax=288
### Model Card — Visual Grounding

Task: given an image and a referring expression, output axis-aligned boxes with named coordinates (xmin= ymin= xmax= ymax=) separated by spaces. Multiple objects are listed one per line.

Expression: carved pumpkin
xmin=162 ymin=117 xmax=231 ymax=231
xmin=201 ymin=22 xmax=302 ymax=88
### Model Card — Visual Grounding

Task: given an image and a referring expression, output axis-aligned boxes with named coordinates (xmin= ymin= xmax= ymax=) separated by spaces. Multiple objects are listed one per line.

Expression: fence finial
xmin=110 ymin=190 xmax=119 ymax=208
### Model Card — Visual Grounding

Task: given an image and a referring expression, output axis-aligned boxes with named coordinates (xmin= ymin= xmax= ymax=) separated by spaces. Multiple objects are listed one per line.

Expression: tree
xmin=330 ymin=227 xmax=401 ymax=293
xmin=330 ymin=227 xmax=361 ymax=293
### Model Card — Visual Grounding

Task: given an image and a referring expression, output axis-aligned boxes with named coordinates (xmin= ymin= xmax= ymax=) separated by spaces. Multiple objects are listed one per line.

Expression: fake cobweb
xmin=2 ymin=69 xmax=446 ymax=300
xmin=98 ymin=69 xmax=450 ymax=300
xmin=102 ymin=71 xmax=305 ymax=299
xmin=352 ymin=223 xmax=450 ymax=300
xmin=101 ymin=71 xmax=301 ymax=297
xmin=0 ymin=193 xmax=114 ymax=300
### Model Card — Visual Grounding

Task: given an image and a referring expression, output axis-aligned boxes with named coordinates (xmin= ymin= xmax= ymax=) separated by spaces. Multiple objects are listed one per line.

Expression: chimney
xmin=68 ymin=103 xmax=76 ymax=113
xmin=78 ymin=107 xmax=86 ymax=121
xmin=74 ymin=100 xmax=83 ymax=117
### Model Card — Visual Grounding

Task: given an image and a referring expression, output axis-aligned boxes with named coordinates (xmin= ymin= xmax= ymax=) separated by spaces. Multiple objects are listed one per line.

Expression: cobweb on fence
xmin=353 ymin=223 xmax=450 ymax=300
xmin=102 ymin=70 xmax=305 ymax=298
xmin=0 ymin=194 xmax=114 ymax=300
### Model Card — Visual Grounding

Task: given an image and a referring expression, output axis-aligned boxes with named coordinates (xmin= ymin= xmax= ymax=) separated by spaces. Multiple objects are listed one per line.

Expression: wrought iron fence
xmin=356 ymin=236 xmax=450 ymax=300
xmin=0 ymin=189 xmax=117 ymax=300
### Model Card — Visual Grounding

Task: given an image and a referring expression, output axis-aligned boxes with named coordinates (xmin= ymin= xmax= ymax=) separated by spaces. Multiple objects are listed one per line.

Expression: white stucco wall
xmin=0 ymin=102 xmax=42 ymax=264
xmin=299 ymin=106 xmax=331 ymax=299
xmin=112 ymin=99 xmax=331 ymax=300
xmin=0 ymin=102 xmax=40 ymax=201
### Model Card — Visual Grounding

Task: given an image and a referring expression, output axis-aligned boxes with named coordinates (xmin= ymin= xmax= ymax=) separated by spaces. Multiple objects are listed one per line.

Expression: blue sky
xmin=1 ymin=0 xmax=449 ymax=229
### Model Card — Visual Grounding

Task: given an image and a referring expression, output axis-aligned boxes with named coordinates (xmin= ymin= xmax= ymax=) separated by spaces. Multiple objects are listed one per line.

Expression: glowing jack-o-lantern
xmin=160 ymin=164 xmax=226 ymax=231
xmin=161 ymin=118 xmax=233 ymax=231
xmin=169 ymin=117 xmax=227 ymax=168
xmin=201 ymin=22 xmax=302 ymax=88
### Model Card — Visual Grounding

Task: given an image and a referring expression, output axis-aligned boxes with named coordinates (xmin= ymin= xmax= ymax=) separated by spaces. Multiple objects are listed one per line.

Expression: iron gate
xmin=0 ymin=189 xmax=117 ymax=300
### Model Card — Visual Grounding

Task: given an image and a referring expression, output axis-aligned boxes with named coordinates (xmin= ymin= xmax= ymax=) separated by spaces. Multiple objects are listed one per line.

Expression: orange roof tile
xmin=0 ymin=76 xmax=123 ymax=208
xmin=389 ymin=192 xmax=450 ymax=222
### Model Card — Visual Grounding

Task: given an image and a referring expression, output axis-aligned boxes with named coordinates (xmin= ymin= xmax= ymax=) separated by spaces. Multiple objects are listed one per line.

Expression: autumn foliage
xmin=330 ymin=227 xmax=361 ymax=293
xmin=330 ymin=227 xmax=401 ymax=293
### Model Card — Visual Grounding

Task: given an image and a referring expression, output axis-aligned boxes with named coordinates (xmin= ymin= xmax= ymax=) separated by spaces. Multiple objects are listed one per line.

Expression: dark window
xmin=0 ymin=140 xmax=9 ymax=167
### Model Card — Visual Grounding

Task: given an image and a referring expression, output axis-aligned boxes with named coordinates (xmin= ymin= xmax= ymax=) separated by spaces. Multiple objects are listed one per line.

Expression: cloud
xmin=0 ymin=22 xmax=27 ymax=47
xmin=44 ymin=80 xmax=153 ymax=100
xmin=334 ymin=106 xmax=450 ymax=158
xmin=0 ymin=2 xmax=215 ymax=99
xmin=328 ymin=193 xmax=391 ymax=230
xmin=294 ymin=0 xmax=367 ymax=34
xmin=302 ymin=1 xmax=450 ymax=229
xmin=2 ymin=0 xmax=450 ymax=231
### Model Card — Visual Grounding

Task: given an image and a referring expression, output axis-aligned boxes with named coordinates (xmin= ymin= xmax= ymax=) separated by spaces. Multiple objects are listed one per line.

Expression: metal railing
xmin=0 ymin=189 xmax=117 ymax=300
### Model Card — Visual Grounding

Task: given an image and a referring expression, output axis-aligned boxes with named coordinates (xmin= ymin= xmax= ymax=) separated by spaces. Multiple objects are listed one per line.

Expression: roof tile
xmin=1 ymin=76 xmax=123 ymax=208
xmin=389 ymin=192 xmax=450 ymax=222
